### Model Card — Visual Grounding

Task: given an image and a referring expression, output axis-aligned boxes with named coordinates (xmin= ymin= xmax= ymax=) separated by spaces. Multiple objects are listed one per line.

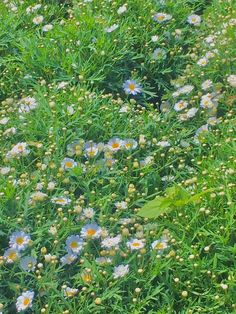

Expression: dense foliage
xmin=0 ymin=0 xmax=235 ymax=313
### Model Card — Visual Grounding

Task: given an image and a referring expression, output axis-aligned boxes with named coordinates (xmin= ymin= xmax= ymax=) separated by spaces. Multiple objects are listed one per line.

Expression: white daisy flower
xmin=44 ymin=254 xmax=53 ymax=262
xmin=152 ymin=48 xmax=166 ymax=60
xmin=177 ymin=85 xmax=194 ymax=95
xmin=57 ymin=81 xmax=69 ymax=89
xmin=187 ymin=14 xmax=201 ymax=26
xmin=29 ymin=191 xmax=48 ymax=203
xmin=0 ymin=167 xmax=11 ymax=175
xmin=26 ymin=6 xmax=33 ymax=14
xmin=196 ymin=124 xmax=209 ymax=135
xmin=105 ymin=24 xmax=119 ymax=33
xmin=227 ymin=74 xmax=236 ymax=87
xmin=207 ymin=116 xmax=220 ymax=126
xmin=18 ymin=97 xmax=37 ymax=113
xmin=32 ymin=4 xmax=41 ymax=11
xmin=117 ymin=5 xmax=127 ymax=15
xmin=16 ymin=291 xmax=34 ymax=312
xmin=200 ymin=94 xmax=214 ymax=109
xmin=153 ymin=12 xmax=172 ymax=23
xmin=107 ymin=137 xmax=124 ymax=152
xmin=151 ymin=35 xmax=159 ymax=42
xmin=113 ymin=264 xmax=129 ymax=279
xmin=42 ymin=24 xmax=53 ymax=32
xmin=82 ymin=207 xmax=95 ymax=219
xmin=201 ymin=79 xmax=213 ymax=90
xmin=84 ymin=142 xmax=99 ymax=158
xmin=186 ymin=107 xmax=198 ymax=118
xmin=0 ymin=117 xmax=9 ymax=125
xmin=197 ymin=57 xmax=208 ymax=66
xmin=119 ymin=105 xmax=129 ymax=113
xmin=6 ymin=142 xmax=30 ymax=159
xmin=205 ymin=51 xmax=215 ymax=59
xmin=140 ymin=156 xmax=154 ymax=167
xmin=205 ymin=35 xmax=215 ymax=44
xmin=104 ymin=158 xmax=117 ymax=167
xmin=80 ymin=223 xmax=101 ymax=239
xmin=60 ymin=253 xmax=78 ymax=265
xmin=63 ymin=287 xmax=78 ymax=298
xmin=4 ymin=248 xmax=20 ymax=263
xmin=101 ymin=235 xmax=121 ymax=249
xmin=67 ymin=140 xmax=81 ymax=155
xmin=51 ymin=197 xmax=71 ymax=206
xmin=123 ymin=80 xmax=142 ymax=95
xmin=33 ymin=15 xmax=44 ymax=25
xmin=9 ymin=231 xmax=31 ymax=251
xmin=123 ymin=139 xmax=138 ymax=150
xmin=172 ymin=91 xmax=180 ymax=98
xmin=161 ymin=175 xmax=175 ymax=182
xmin=9 ymin=3 xmax=18 ymax=11
xmin=151 ymin=238 xmax=168 ymax=251
xmin=3 ymin=127 xmax=16 ymax=137
xmin=115 ymin=201 xmax=127 ymax=209
xmin=61 ymin=158 xmax=77 ymax=170
xmin=127 ymin=238 xmax=145 ymax=250
xmin=174 ymin=100 xmax=188 ymax=111
xmin=65 ymin=235 xmax=84 ymax=254
xmin=157 ymin=140 xmax=171 ymax=147
xmin=47 ymin=181 xmax=56 ymax=191
xmin=20 ymin=256 xmax=37 ymax=272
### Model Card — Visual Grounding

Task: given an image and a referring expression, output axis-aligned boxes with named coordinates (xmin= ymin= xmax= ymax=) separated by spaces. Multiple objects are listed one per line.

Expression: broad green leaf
xmin=138 ymin=186 xmax=214 ymax=219
xmin=173 ymin=199 xmax=189 ymax=207
xmin=188 ymin=188 xmax=214 ymax=203
xmin=138 ymin=196 xmax=173 ymax=218
xmin=166 ymin=185 xmax=190 ymax=201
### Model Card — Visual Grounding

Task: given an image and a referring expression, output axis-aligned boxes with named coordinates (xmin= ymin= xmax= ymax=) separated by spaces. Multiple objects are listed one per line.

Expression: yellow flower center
xmin=128 ymin=83 xmax=136 ymax=91
xmin=155 ymin=243 xmax=165 ymax=250
xmin=125 ymin=143 xmax=132 ymax=148
xmin=82 ymin=273 xmax=92 ymax=283
xmin=88 ymin=150 xmax=95 ymax=157
xmin=65 ymin=161 xmax=73 ymax=168
xmin=23 ymin=297 xmax=30 ymax=306
xmin=8 ymin=251 xmax=17 ymax=260
xmin=86 ymin=229 xmax=96 ymax=236
xmin=16 ymin=237 xmax=24 ymax=245
xmin=18 ymin=145 xmax=23 ymax=152
xmin=132 ymin=242 xmax=141 ymax=247
xmin=158 ymin=15 xmax=165 ymax=21
xmin=111 ymin=142 xmax=120 ymax=149
xmin=70 ymin=241 xmax=78 ymax=249
xmin=56 ymin=198 xmax=65 ymax=203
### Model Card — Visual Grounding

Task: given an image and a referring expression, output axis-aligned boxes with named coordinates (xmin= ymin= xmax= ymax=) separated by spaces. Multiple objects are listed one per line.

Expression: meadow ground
xmin=0 ymin=0 xmax=235 ymax=313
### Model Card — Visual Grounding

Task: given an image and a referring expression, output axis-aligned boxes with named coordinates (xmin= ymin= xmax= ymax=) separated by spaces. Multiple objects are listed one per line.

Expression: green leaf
xmin=138 ymin=196 xmax=173 ymax=218
xmin=137 ymin=185 xmax=214 ymax=219
xmin=166 ymin=185 xmax=190 ymax=201
xmin=187 ymin=188 xmax=214 ymax=204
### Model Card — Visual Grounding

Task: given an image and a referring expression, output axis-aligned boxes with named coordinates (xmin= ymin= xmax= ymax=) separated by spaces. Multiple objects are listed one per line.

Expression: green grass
xmin=0 ymin=0 xmax=236 ymax=313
